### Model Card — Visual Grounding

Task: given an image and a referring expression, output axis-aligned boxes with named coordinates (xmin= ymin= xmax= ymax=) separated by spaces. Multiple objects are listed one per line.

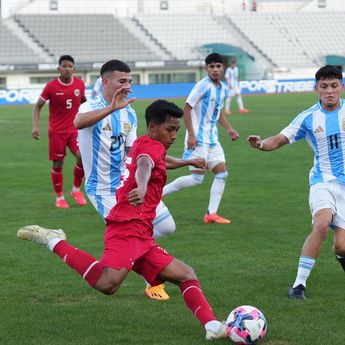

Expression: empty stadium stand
xmin=14 ymin=14 xmax=164 ymax=63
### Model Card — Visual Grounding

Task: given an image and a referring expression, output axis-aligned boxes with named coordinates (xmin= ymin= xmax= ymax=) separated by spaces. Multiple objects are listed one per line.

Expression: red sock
xmin=179 ymin=279 xmax=217 ymax=326
xmin=73 ymin=164 xmax=85 ymax=189
xmin=53 ymin=240 xmax=103 ymax=287
xmin=51 ymin=166 xmax=63 ymax=196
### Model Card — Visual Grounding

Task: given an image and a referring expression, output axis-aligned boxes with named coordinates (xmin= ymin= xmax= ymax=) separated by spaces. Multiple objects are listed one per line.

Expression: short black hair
xmin=58 ymin=55 xmax=74 ymax=65
xmin=315 ymin=65 xmax=343 ymax=82
xmin=205 ymin=53 xmax=224 ymax=65
xmin=145 ymin=100 xmax=183 ymax=127
xmin=100 ymin=59 xmax=131 ymax=76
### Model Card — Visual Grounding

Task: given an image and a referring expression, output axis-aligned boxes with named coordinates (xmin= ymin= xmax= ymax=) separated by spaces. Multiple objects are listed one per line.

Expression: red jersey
xmin=106 ymin=135 xmax=167 ymax=227
xmin=40 ymin=77 xmax=85 ymax=132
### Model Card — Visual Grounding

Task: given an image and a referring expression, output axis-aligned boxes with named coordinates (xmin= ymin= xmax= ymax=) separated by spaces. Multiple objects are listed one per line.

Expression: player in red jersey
xmin=32 ymin=55 xmax=87 ymax=208
xmin=18 ymin=98 xmax=228 ymax=340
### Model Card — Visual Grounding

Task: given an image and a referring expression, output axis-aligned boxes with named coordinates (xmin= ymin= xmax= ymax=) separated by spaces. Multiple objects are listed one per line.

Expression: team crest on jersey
xmin=74 ymin=89 xmax=80 ymax=97
xmin=123 ymin=121 xmax=131 ymax=134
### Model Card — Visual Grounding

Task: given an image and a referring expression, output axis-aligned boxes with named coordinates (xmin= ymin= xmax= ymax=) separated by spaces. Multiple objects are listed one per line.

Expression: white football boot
xmin=17 ymin=225 xmax=66 ymax=247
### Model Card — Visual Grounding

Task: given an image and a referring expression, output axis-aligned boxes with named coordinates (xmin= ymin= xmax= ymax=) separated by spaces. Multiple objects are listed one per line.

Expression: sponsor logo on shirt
xmin=313 ymin=126 xmax=324 ymax=134
xmin=102 ymin=123 xmax=112 ymax=131
xmin=56 ymin=92 xmax=64 ymax=95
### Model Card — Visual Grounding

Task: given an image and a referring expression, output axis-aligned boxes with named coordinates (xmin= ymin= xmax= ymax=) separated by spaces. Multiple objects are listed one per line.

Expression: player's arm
xmin=218 ymin=112 xmax=239 ymax=141
xmin=184 ymin=103 xmax=197 ymax=149
xmin=32 ymin=97 xmax=46 ymax=140
xmin=247 ymin=133 xmax=289 ymax=151
xmin=74 ymin=87 xmax=136 ymax=129
xmin=165 ymin=155 xmax=207 ymax=170
xmin=128 ymin=155 xmax=153 ymax=207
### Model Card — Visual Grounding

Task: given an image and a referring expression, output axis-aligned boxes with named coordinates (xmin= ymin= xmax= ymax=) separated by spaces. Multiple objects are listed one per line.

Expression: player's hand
xmin=247 ymin=135 xmax=262 ymax=149
xmin=228 ymin=128 xmax=239 ymax=141
xmin=32 ymin=128 xmax=40 ymax=140
xmin=128 ymin=187 xmax=146 ymax=207
xmin=187 ymin=134 xmax=197 ymax=150
xmin=189 ymin=158 xmax=208 ymax=170
xmin=110 ymin=86 xmax=136 ymax=111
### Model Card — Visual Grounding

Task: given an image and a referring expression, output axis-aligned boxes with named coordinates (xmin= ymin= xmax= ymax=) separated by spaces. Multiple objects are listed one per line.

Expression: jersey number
xmin=110 ymin=134 xmax=126 ymax=151
xmin=66 ymin=99 xmax=72 ymax=109
xmin=328 ymin=134 xmax=339 ymax=149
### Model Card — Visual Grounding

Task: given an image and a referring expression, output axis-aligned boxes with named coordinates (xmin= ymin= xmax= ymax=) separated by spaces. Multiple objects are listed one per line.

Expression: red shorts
xmin=48 ymin=130 xmax=79 ymax=161
xmin=100 ymin=220 xmax=174 ymax=286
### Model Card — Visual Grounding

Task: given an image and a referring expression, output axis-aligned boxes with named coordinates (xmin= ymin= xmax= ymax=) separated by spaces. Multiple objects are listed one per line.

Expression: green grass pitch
xmin=1 ymin=92 xmax=344 ymax=345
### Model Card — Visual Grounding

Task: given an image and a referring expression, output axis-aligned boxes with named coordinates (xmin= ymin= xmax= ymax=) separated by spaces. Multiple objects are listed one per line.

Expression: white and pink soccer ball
xmin=226 ymin=305 xmax=267 ymax=344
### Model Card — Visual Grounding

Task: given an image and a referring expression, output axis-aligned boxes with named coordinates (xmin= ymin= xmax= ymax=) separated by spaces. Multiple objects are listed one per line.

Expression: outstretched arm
xmin=165 ymin=155 xmax=208 ymax=170
xmin=128 ymin=155 xmax=153 ymax=207
xmin=247 ymin=133 xmax=289 ymax=151
xmin=74 ymin=87 xmax=136 ymax=129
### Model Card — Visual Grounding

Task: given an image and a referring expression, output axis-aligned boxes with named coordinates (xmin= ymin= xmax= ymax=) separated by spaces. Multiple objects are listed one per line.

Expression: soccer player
xmin=247 ymin=65 xmax=345 ymax=300
xmin=32 ymin=55 xmax=87 ymax=209
xmin=224 ymin=59 xmax=249 ymax=115
xmin=17 ymin=100 xmax=228 ymax=340
xmin=163 ymin=53 xmax=239 ymax=224
xmin=74 ymin=59 xmax=207 ymax=300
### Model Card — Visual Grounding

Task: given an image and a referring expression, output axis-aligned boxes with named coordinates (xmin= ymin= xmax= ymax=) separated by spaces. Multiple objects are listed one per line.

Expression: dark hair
xmin=315 ymin=65 xmax=343 ymax=82
xmin=205 ymin=53 xmax=224 ymax=65
xmin=145 ymin=100 xmax=183 ymax=127
xmin=100 ymin=59 xmax=131 ymax=76
xmin=58 ymin=55 xmax=74 ymax=65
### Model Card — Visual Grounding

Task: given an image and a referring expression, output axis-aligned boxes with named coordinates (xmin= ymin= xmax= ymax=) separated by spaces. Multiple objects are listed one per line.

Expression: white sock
xmin=205 ymin=320 xmax=223 ymax=333
xmin=237 ymin=95 xmax=244 ymax=110
xmin=225 ymin=97 xmax=231 ymax=111
xmin=292 ymin=256 xmax=315 ymax=288
xmin=47 ymin=238 xmax=63 ymax=252
xmin=71 ymin=186 xmax=80 ymax=193
xmin=208 ymin=174 xmax=226 ymax=214
xmin=56 ymin=195 xmax=65 ymax=201
xmin=163 ymin=174 xmax=203 ymax=196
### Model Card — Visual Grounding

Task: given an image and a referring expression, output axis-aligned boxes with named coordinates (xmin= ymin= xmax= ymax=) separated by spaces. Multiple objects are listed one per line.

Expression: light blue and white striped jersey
xmin=185 ymin=76 xmax=227 ymax=146
xmin=224 ymin=66 xmax=239 ymax=88
xmin=281 ymin=99 xmax=345 ymax=186
xmin=77 ymin=94 xmax=137 ymax=195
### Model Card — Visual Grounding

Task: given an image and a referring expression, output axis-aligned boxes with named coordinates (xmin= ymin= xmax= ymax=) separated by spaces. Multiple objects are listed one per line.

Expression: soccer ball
xmin=226 ymin=305 xmax=267 ymax=344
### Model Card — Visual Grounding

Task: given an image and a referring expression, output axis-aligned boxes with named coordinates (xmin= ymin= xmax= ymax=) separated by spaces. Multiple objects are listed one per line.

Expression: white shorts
xmin=309 ymin=180 xmax=345 ymax=229
xmin=229 ymin=86 xmax=241 ymax=96
xmin=87 ymin=193 xmax=170 ymax=225
xmin=182 ymin=143 xmax=225 ymax=171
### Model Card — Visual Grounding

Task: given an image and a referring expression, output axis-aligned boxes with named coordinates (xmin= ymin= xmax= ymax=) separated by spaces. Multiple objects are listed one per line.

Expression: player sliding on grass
xmin=74 ymin=59 xmax=207 ymax=300
xmin=32 ymin=55 xmax=88 ymax=209
xmin=163 ymin=53 xmax=239 ymax=224
xmin=17 ymin=100 xmax=227 ymax=340
xmin=248 ymin=65 xmax=345 ymax=300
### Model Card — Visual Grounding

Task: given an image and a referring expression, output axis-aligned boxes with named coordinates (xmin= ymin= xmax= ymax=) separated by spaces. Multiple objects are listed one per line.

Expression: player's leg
xmin=49 ymin=132 xmax=69 ymax=208
xmin=16 ymin=224 xmax=128 ymax=294
xmin=289 ymin=183 xmax=334 ymax=300
xmin=333 ymin=227 xmax=345 ymax=270
xmin=158 ymin=259 xmax=227 ymax=339
xmin=236 ymin=88 xmax=249 ymax=113
xmin=163 ymin=146 xmax=206 ymax=196
xmin=224 ymin=90 xmax=232 ymax=115
xmin=204 ymin=147 xmax=230 ymax=224
xmin=69 ymin=134 xmax=87 ymax=206
xmin=331 ymin=184 xmax=345 ymax=271
xmin=144 ymin=201 xmax=176 ymax=300
xmin=289 ymin=209 xmax=332 ymax=300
